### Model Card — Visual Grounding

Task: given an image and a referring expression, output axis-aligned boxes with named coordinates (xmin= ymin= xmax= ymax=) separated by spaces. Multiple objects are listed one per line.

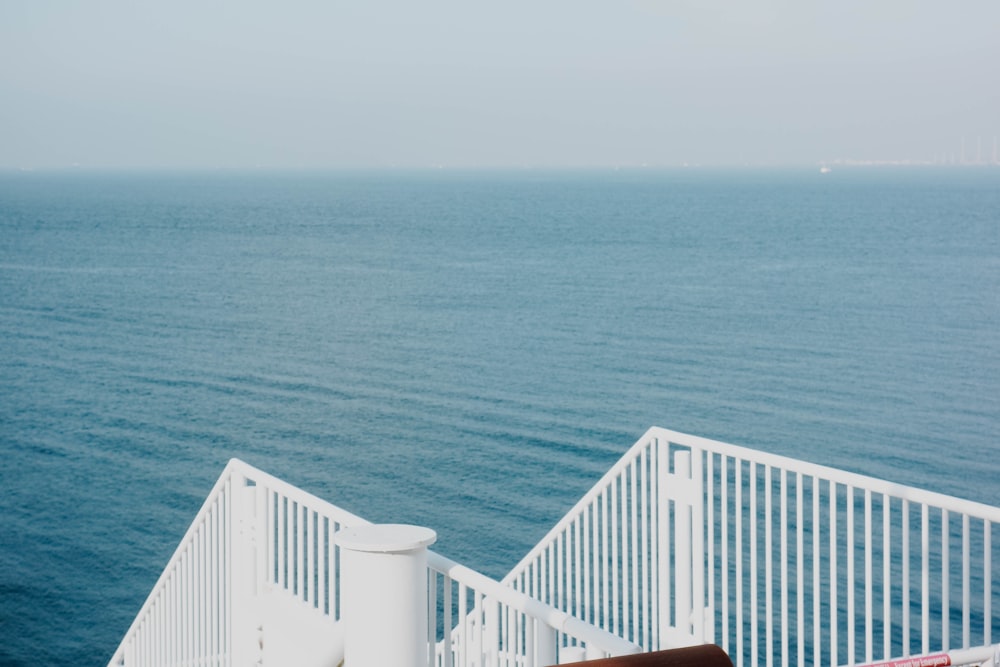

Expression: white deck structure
xmin=108 ymin=427 xmax=1000 ymax=667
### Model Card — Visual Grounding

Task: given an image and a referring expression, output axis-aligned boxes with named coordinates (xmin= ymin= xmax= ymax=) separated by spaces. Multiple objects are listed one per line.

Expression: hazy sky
xmin=2 ymin=0 xmax=998 ymax=168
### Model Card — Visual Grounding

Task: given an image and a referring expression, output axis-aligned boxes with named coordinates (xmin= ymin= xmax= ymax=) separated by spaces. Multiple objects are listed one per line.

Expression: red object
xmin=859 ymin=655 xmax=951 ymax=667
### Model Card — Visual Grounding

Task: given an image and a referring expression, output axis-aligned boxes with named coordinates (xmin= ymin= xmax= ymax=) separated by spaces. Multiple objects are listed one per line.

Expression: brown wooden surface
xmin=552 ymin=644 xmax=733 ymax=667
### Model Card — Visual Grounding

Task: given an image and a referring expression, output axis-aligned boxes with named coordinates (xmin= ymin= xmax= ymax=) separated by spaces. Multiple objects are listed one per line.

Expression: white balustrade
xmin=107 ymin=428 xmax=1000 ymax=667
xmin=427 ymin=551 xmax=639 ymax=666
xmin=108 ymin=458 xmax=640 ymax=667
xmin=504 ymin=427 xmax=1000 ymax=667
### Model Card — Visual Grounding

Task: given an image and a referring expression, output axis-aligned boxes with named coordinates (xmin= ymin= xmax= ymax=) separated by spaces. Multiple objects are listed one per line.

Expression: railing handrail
xmin=428 ymin=551 xmax=641 ymax=658
xmin=501 ymin=430 xmax=652 ymax=585
xmin=651 ymin=427 xmax=1000 ymax=520
xmin=108 ymin=458 xmax=371 ymax=666
xmin=237 ymin=457 xmax=372 ymax=527
xmin=108 ymin=458 xmax=240 ymax=664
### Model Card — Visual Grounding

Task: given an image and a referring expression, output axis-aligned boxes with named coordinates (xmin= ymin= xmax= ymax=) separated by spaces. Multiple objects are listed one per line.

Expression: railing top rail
xmin=427 ymin=551 xmax=641 ymax=657
xmin=503 ymin=428 xmax=664 ymax=584
xmin=650 ymin=427 xmax=1000 ymax=521
xmin=236 ymin=458 xmax=372 ymax=528
xmin=108 ymin=458 xmax=244 ymax=665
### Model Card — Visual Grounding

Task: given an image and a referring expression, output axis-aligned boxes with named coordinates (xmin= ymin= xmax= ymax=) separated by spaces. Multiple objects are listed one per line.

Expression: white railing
xmin=504 ymin=427 xmax=1000 ymax=667
xmin=428 ymin=552 xmax=638 ymax=666
xmin=108 ymin=458 xmax=639 ymax=666
xmin=109 ymin=429 xmax=1000 ymax=667
xmin=106 ymin=461 xmax=240 ymax=667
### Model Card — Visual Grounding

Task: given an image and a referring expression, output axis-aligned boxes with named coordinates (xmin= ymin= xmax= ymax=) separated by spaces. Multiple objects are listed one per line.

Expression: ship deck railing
xmin=505 ymin=427 xmax=1000 ymax=667
xmin=108 ymin=426 xmax=1000 ymax=666
xmin=107 ymin=458 xmax=639 ymax=667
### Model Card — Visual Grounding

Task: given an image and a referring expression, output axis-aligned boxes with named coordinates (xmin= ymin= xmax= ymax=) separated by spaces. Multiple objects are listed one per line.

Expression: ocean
xmin=1 ymin=167 xmax=998 ymax=665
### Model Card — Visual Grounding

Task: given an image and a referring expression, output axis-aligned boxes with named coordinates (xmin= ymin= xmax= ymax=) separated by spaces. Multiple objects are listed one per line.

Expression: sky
xmin=1 ymin=0 xmax=998 ymax=169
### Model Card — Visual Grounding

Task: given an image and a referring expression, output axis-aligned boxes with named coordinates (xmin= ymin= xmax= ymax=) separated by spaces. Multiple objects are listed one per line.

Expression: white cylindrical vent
xmin=335 ymin=524 xmax=437 ymax=667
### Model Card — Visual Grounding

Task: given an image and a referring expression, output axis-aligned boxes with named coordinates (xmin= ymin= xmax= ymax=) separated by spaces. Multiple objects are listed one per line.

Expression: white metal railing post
xmin=485 ymin=597 xmax=500 ymax=664
xmin=535 ymin=617 xmax=556 ymax=666
xmin=691 ymin=446 xmax=705 ymax=644
xmin=675 ymin=450 xmax=693 ymax=641
xmin=657 ymin=438 xmax=670 ymax=648
xmin=335 ymin=524 xmax=437 ymax=667
xmin=229 ymin=473 xmax=263 ymax=667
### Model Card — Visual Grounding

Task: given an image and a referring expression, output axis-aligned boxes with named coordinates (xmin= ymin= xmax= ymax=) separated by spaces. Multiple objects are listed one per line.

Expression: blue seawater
xmin=1 ymin=168 xmax=998 ymax=665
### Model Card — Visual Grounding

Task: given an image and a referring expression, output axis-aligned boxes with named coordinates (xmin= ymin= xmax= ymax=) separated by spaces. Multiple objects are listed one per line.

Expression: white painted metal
xmin=504 ymin=427 xmax=1000 ymax=667
xmin=107 ymin=458 xmax=639 ymax=667
xmin=107 ymin=428 xmax=1000 ymax=667
xmin=107 ymin=463 xmax=238 ymax=667
xmin=426 ymin=550 xmax=640 ymax=666
xmin=657 ymin=449 xmax=697 ymax=648
xmin=336 ymin=524 xmax=437 ymax=667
